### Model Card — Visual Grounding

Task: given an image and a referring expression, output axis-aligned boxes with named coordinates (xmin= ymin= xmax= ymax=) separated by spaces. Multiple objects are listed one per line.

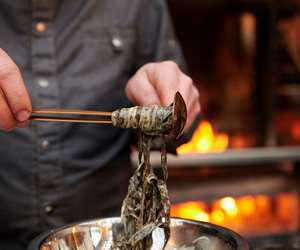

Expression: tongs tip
xmin=171 ymin=91 xmax=187 ymax=140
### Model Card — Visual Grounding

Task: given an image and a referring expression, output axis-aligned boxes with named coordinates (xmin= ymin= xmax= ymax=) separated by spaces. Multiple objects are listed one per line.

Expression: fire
xmin=171 ymin=193 xmax=298 ymax=236
xmin=237 ymin=196 xmax=256 ymax=217
xmin=211 ymin=209 xmax=225 ymax=223
xmin=177 ymin=120 xmax=229 ymax=154
xmin=172 ymin=201 xmax=209 ymax=222
xmin=219 ymin=197 xmax=239 ymax=217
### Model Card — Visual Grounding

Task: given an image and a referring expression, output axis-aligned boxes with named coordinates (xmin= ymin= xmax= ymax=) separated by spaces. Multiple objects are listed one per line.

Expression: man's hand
xmin=0 ymin=48 xmax=31 ymax=131
xmin=126 ymin=61 xmax=200 ymax=131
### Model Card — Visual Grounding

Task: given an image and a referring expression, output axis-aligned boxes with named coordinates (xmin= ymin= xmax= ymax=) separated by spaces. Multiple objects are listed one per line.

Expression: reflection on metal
xmin=29 ymin=217 xmax=248 ymax=250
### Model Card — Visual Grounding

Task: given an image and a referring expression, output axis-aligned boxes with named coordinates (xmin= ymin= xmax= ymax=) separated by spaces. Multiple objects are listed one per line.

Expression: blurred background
xmin=156 ymin=0 xmax=300 ymax=248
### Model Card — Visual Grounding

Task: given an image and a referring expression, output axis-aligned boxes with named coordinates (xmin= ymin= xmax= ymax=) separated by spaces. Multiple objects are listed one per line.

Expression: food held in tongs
xmin=30 ymin=91 xmax=187 ymax=139
xmin=30 ymin=91 xmax=187 ymax=250
xmin=112 ymin=93 xmax=186 ymax=250
xmin=111 ymin=91 xmax=186 ymax=139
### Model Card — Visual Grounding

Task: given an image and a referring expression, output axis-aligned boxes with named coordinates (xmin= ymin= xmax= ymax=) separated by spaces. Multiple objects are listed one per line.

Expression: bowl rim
xmin=27 ymin=217 xmax=249 ymax=250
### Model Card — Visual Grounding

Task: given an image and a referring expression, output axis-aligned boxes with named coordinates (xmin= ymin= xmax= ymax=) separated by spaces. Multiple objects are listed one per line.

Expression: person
xmin=0 ymin=0 xmax=200 ymax=249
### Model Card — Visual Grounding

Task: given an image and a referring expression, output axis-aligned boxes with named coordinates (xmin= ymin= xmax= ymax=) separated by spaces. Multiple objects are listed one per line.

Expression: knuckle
xmin=180 ymin=75 xmax=194 ymax=93
xmin=194 ymin=88 xmax=200 ymax=99
xmin=161 ymin=60 xmax=179 ymax=71
xmin=184 ymin=74 xmax=193 ymax=85
xmin=190 ymin=83 xmax=199 ymax=97
xmin=143 ymin=62 xmax=156 ymax=69
xmin=140 ymin=62 xmax=155 ymax=73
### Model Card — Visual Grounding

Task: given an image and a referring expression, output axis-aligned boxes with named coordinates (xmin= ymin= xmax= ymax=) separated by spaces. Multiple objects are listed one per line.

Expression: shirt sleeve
xmin=136 ymin=0 xmax=187 ymax=72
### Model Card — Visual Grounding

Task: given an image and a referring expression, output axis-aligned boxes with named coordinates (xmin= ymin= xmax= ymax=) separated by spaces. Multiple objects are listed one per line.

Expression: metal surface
xmin=132 ymin=146 xmax=300 ymax=168
xmin=30 ymin=116 xmax=113 ymax=124
xmin=28 ymin=217 xmax=248 ymax=250
xmin=30 ymin=109 xmax=112 ymax=124
xmin=32 ymin=109 xmax=112 ymax=116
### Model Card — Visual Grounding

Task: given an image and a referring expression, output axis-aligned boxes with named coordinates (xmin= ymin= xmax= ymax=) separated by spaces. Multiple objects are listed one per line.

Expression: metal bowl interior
xmin=28 ymin=217 xmax=248 ymax=250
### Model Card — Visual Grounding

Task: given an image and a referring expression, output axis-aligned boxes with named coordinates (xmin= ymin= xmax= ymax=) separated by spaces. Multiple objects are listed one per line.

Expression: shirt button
xmin=41 ymin=140 xmax=49 ymax=150
xmin=112 ymin=37 xmax=123 ymax=49
xmin=45 ymin=205 xmax=53 ymax=214
xmin=36 ymin=22 xmax=47 ymax=33
xmin=38 ymin=78 xmax=49 ymax=88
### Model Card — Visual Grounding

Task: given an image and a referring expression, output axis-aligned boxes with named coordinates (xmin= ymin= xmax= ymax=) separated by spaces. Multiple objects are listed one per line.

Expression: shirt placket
xmin=31 ymin=0 xmax=62 ymax=229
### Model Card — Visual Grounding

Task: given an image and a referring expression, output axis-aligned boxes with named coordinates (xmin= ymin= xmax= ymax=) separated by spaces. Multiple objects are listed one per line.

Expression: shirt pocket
xmin=78 ymin=24 xmax=137 ymax=77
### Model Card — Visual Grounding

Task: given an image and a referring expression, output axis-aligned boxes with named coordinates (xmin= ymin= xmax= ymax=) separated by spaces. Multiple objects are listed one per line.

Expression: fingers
xmin=146 ymin=61 xmax=200 ymax=131
xmin=179 ymin=74 xmax=201 ymax=131
xmin=0 ymin=88 xmax=16 ymax=131
xmin=0 ymin=49 xmax=31 ymax=131
xmin=146 ymin=61 xmax=180 ymax=106
xmin=126 ymin=65 xmax=160 ymax=106
xmin=186 ymin=88 xmax=201 ymax=131
xmin=125 ymin=60 xmax=201 ymax=133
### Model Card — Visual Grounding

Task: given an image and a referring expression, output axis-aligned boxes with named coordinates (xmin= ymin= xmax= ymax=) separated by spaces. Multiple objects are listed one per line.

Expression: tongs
xmin=30 ymin=92 xmax=187 ymax=139
xmin=30 ymin=109 xmax=113 ymax=124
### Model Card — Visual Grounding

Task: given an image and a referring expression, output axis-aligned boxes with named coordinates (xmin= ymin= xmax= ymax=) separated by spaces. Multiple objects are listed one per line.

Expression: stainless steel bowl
xmin=28 ymin=217 xmax=248 ymax=250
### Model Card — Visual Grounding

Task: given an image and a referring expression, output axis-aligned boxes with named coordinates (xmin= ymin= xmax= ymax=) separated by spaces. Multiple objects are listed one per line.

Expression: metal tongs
xmin=30 ymin=92 xmax=187 ymax=139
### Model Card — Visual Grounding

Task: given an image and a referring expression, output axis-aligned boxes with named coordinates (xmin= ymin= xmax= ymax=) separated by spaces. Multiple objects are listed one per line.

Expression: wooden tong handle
xmin=30 ymin=109 xmax=113 ymax=124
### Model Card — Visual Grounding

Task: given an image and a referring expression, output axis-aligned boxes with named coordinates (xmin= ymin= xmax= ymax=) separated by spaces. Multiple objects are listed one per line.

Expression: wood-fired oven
xmin=145 ymin=0 xmax=300 ymax=248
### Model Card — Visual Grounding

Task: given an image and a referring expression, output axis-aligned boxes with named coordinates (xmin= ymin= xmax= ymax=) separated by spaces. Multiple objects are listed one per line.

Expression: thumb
xmin=0 ymin=49 xmax=32 ymax=122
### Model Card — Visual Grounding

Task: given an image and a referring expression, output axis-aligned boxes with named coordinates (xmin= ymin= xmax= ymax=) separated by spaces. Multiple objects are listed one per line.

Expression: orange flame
xmin=170 ymin=193 xmax=298 ymax=236
xmin=219 ymin=197 xmax=239 ymax=217
xmin=171 ymin=201 xmax=209 ymax=222
xmin=177 ymin=121 xmax=229 ymax=154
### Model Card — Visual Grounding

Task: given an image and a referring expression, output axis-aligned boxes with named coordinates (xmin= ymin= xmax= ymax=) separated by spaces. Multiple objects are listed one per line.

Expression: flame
xmin=171 ymin=201 xmax=209 ymax=222
xmin=219 ymin=197 xmax=239 ymax=217
xmin=171 ymin=193 xmax=298 ymax=236
xmin=237 ymin=196 xmax=256 ymax=217
xmin=211 ymin=209 xmax=225 ymax=223
xmin=177 ymin=121 xmax=229 ymax=154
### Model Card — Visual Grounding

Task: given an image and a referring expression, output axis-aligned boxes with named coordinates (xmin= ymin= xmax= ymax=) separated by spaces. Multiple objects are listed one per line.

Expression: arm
xmin=125 ymin=0 xmax=200 ymax=132
xmin=0 ymin=48 xmax=31 ymax=131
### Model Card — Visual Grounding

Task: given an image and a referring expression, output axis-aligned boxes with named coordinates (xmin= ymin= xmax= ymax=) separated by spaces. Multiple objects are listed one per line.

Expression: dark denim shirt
xmin=0 ymin=0 xmax=185 ymax=247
